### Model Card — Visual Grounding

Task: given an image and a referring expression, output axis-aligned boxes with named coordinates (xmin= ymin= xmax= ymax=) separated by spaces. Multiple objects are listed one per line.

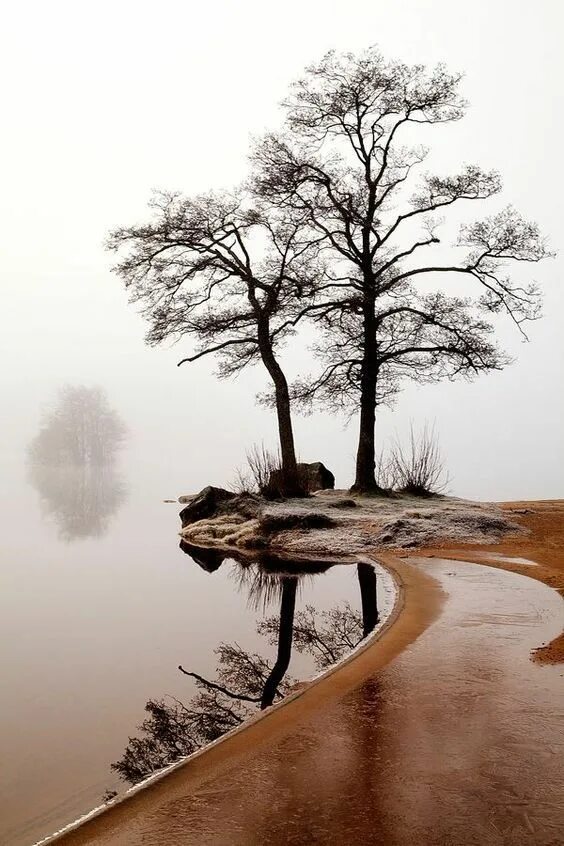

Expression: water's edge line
xmin=32 ymin=554 xmax=405 ymax=846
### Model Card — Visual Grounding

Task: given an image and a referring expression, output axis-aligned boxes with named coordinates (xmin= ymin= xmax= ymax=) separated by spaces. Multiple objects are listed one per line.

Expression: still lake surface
xmin=0 ymin=455 xmax=392 ymax=846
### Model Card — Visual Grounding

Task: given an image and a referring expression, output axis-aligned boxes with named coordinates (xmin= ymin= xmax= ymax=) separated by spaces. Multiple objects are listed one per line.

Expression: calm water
xmin=0 ymin=454 xmax=392 ymax=846
xmin=85 ymin=560 xmax=563 ymax=846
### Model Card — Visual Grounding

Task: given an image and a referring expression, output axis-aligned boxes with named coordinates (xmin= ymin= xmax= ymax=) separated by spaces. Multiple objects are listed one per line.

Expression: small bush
xmin=387 ymin=424 xmax=449 ymax=497
xmin=234 ymin=444 xmax=309 ymax=500
xmin=374 ymin=452 xmax=397 ymax=491
xmin=376 ymin=424 xmax=449 ymax=497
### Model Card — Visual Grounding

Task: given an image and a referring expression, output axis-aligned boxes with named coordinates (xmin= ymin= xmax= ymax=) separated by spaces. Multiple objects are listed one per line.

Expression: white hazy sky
xmin=1 ymin=0 xmax=563 ymax=500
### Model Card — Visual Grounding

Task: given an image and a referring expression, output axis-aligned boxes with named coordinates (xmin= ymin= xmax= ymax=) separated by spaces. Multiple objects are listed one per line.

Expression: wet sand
xmin=420 ymin=499 xmax=564 ymax=662
xmin=49 ymin=555 xmax=563 ymax=846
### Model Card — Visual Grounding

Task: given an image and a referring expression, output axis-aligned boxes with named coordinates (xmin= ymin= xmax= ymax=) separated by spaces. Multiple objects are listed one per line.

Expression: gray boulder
xmin=297 ymin=462 xmax=335 ymax=492
xmin=179 ymin=487 xmax=262 ymax=528
xmin=179 ymin=486 xmax=236 ymax=527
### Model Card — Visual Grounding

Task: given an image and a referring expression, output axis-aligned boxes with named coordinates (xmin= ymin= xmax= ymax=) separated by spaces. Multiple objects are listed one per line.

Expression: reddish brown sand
xmin=418 ymin=500 xmax=564 ymax=662
xmin=48 ymin=502 xmax=564 ymax=846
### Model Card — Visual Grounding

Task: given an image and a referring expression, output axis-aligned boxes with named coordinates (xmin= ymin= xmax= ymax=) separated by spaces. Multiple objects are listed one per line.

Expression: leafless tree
xmin=27 ymin=386 xmax=127 ymax=540
xmin=28 ymin=385 xmax=127 ymax=467
xmin=253 ymin=48 xmax=551 ymax=493
xmin=108 ymin=193 xmax=321 ymax=496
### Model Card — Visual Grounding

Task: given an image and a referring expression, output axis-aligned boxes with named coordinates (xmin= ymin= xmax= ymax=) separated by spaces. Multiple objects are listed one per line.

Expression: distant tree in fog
xmin=27 ymin=386 xmax=127 ymax=540
xmin=108 ymin=195 xmax=321 ymax=497
xmin=28 ymin=385 xmax=127 ymax=466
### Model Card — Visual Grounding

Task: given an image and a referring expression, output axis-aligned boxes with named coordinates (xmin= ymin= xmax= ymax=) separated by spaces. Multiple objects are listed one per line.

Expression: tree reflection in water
xmin=27 ymin=386 xmax=127 ymax=541
xmin=112 ymin=549 xmax=379 ymax=787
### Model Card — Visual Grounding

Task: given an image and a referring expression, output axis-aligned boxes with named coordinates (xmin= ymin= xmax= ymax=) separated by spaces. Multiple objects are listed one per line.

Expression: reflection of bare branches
xmin=111 ymin=694 xmax=243 ymax=786
xmin=178 ymin=640 xmax=275 ymax=704
xmin=112 ymin=600 xmax=368 ymax=786
xmin=259 ymin=602 xmax=363 ymax=670
xmin=228 ymin=557 xmax=331 ymax=612
xmin=113 ymin=561 xmax=379 ymax=788
xmin=113 ymin=642 xmax=294 ymax=786
xmin=229 ymin=563 xmax=290 ymax=611
xmin=177 ymin=669 xmax=261 ymax=703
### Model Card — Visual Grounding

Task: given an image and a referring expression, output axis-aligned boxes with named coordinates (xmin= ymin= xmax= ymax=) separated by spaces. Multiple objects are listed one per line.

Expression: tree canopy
xmin=109 ymin=47 xmax=551 ymax=494
xmin=252 ymin=48 xmax=550 ymax=490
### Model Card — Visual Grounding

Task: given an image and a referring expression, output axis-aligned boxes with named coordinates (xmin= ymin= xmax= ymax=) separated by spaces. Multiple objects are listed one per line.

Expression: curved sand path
xmin=49 ymin=557 xmax=563 ymax=846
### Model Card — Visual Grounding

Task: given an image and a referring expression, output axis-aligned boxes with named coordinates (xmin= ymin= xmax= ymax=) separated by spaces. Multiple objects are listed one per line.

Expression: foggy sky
xmin=1 ymin=0 xmax=563 ymax=501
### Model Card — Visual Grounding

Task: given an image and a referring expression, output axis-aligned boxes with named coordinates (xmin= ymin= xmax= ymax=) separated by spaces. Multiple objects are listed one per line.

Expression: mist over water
xmin=1 ymin=2 xmax=563 ymax=845
xmin=1 ymin=2 xmax=563 ymax=503
xmin=0 ymin=447 xmax=391 ymax=845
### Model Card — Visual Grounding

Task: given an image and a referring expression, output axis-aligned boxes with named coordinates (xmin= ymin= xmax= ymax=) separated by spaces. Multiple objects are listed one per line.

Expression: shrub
xmin=234 ymin=444 xmax=309 ymax=500
xmin=387 ymin=424 xmax=449 ymax=497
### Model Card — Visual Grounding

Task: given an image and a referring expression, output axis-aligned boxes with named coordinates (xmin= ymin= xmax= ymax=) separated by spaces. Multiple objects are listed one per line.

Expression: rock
xmin=179 ymin=486 xmax=236 ymax=527
xmin=178 ymin=494 xmax=195 ymax=504
xmin=179 ymin=540 xmax=226 ymax=572
xmin=297 ymin=462 xmax=335 ymax=492
xmin=179 ymin=487 xmax=262 ymax=528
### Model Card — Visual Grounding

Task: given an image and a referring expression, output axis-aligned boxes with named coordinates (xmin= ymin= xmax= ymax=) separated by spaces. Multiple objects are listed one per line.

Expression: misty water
xmin=0 ymin=400 xmax=393 ymax=846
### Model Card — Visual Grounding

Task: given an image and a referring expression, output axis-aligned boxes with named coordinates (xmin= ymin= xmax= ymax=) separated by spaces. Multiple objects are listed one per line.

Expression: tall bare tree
xmin=253 ymin=49 xmax=551 ymax=492
xmin=108 ymin=192 xmax=319 ymax=496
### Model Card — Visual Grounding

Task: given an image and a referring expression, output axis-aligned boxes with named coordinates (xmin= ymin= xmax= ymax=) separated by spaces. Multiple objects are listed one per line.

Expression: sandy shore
xmin=38 ymin=554 xmax=442 ymax=846
xmin=416 ymin=500 xmax=564 ymax=662
xmin=40 ymin=498 xmax=564 ymax=845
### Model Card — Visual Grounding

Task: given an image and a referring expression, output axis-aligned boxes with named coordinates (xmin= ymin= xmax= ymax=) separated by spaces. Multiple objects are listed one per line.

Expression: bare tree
xmin=108 ymin=193 xmax=320 ymax=496
xmin=253 ymin=48 xmax=551 ymax=493
xmin=28 ymin=385 xmax=127 ymax=467
xmin=27 ymin=386 xmax=127 ymax=539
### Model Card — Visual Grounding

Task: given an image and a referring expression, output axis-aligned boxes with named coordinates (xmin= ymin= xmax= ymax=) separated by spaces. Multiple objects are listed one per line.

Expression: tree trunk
xmin=260 ymin=577 xmax=298 ymax=709
xmin=352 ymin=375 xmax=378 ymax=492
xmin=357 ymin=561 xmax=379 ymax=637
xmin=351 ymin=290 xmax=384 ymax=494
xmin=256 ymin=317 xmax=302 ymax=496
xmin=273 ymin=376 xmax=298 ymax=478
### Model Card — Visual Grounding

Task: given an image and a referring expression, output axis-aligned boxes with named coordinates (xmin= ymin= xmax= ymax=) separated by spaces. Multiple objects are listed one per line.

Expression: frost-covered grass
xmin=180 ymin=490 xmax=523 ymax=556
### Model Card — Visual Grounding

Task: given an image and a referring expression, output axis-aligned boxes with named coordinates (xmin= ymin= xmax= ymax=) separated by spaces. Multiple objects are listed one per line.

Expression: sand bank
xmin=46 ymin=554 xmax=563 ymax=846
